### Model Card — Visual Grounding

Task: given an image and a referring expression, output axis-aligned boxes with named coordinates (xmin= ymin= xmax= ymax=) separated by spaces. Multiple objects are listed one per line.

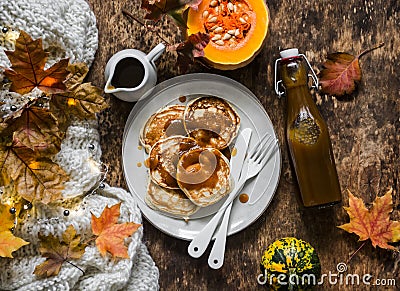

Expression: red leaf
xmin=169 ymin=32 xmax=210 ymax=72
xmin=188 ymin=32 xmax=210 ymax=57
xmin=319 ymin=43 xmax=384 ymax=96
xmin=141 ymin=0 xmax=202 ymax=21
xmin=319 ymin=52 xmax=361 ymax=96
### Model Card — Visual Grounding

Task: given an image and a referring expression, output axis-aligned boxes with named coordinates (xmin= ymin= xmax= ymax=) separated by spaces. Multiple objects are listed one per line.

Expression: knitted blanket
xmin=0 ymin=0 xmax=159 ymax=290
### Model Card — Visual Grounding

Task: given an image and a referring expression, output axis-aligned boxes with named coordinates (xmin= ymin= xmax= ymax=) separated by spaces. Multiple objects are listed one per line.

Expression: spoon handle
xmin=208 ymin=202 xmax=233 ymax=269
xmin=187 ymin=179 xmax=246 ymax=258
xmin=187 ymin=207 xmax=226 ymax=258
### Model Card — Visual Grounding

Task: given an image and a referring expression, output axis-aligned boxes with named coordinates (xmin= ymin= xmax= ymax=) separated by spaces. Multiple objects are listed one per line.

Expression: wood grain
xmin=86 ymin=0 xmax=399 ymax=289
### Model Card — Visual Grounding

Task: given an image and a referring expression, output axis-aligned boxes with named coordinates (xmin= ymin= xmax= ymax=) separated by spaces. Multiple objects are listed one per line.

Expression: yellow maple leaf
xmin=0 ymin=203 xmax=14 ymax=232
xmin=91 ymin=203 xmax=141 ymax=258
xmin=338 ymin=188 xmax=400 ymax=250
xmin=0 ymin=203 xmax=29 ymax=258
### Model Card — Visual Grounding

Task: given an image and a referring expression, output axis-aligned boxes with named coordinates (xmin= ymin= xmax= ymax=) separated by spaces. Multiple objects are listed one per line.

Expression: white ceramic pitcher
xmin=104 ymin=43 xmax=165 ymax=102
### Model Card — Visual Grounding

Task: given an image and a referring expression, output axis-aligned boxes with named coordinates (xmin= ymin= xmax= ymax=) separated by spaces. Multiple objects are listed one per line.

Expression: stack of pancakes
xmin=140 ymin=96 xmax=240 ymax=218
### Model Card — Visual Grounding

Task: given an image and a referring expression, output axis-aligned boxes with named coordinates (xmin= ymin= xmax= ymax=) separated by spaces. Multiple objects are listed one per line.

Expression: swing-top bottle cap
xmin=280 ymin=48 xmax=299 ymax=59
xmin=275 ymin=48 xmax=319 ymax=96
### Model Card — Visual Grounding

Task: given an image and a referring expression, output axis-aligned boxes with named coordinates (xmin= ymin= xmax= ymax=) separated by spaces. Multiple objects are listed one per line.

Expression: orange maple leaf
xmin=91 ymin=202 xmax=141 ymax=258
xmin=338 ymin=189 xmax=400 ymax=250
xmin=4 ymin=30 xmax=69 ymax=95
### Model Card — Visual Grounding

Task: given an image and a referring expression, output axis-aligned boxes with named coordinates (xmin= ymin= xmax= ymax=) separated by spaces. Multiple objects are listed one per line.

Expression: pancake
xmin=184 ymin=96 xmax=240 ymax=149
xmin=145 ymin=179 xmax=199 ymax=217
xmin=149 ymin=136 xmax=199 ymax=189
xmin=176 ymin=148 xmax=232 ymax=207
xmin=140 ymin=105 xmax=187 ymax=153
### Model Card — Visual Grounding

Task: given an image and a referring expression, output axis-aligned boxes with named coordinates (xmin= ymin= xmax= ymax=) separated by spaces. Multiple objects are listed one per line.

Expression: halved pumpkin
xmin=187 ymin=0 xmax=269 ymax=70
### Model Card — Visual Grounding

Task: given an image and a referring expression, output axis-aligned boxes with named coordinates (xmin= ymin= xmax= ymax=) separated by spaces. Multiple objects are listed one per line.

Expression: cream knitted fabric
xmin=0 ymin=0 xmax=159 ymax=290
xmin=0 ymin=0 xmax=98 ymax=67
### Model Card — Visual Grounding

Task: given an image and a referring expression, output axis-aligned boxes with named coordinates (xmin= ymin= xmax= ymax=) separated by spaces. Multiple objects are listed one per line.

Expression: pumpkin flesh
xmin=187 ymin=0 xmax=269 ymax=70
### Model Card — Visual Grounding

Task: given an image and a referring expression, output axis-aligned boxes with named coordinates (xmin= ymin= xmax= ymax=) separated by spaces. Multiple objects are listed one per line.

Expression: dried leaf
xmin=0 ymin=122 xmax=7 ymax=134
xmin=5 ymin=107 xmax=61 ymax=151
xmin=50 ymin=62 xmax=107 ymax=121
xmin=91 ymin=203 xmax=141 ymax=258
xmin=0 ymin=31 xmax=106 ymax=207
xmin=338 ymin=188 xmax=400 ymax=250
xmin=141 ymin=0 xmax=202 ymax=23
xmin=65 ymin=63 xmax=89 ymax=88
xmin=51 ymin=83 xmax=108 ymax=120
xmin=0 ymin=143 xmax=68 ymax=204
xmin=319 ymin=43 xmax=384 ymax=96
xmin=319 ymin=52 xmax=361 ymax=96
xmin=187 ymin=0 xmax=202 ymax=10
xmin=0 ymin=203 xmax=29 ymax=258
xmin=34 ymin=225 xmax=86 ymax=277
xmin=169 ymin=32 xmax=210 ymax=72
xmin=4 ymin=30 xmax=69 ymax=95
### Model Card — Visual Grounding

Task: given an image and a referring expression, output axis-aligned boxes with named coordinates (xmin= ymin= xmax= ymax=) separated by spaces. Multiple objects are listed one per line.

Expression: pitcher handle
xmin=146 ymin=43 xmax=166 ymax=63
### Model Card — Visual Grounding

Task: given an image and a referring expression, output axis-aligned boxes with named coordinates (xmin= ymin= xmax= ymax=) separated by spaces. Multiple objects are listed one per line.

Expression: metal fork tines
xmin=207 ymin=132 xmax=278 ymax=269
xmin=188 ymin=131 xmax=278 ymax=262
xmin=244 ymin=132 xmax=277 ymax=180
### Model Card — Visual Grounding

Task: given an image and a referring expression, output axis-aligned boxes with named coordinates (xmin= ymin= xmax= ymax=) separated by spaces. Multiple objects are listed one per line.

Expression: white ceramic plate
xmin=122 ymin=73 xmax=281 ymax=240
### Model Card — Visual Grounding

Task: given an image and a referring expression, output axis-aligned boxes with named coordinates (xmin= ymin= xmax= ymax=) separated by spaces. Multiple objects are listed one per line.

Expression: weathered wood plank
xmin=87 ymin=0 xmax=399 ymax=289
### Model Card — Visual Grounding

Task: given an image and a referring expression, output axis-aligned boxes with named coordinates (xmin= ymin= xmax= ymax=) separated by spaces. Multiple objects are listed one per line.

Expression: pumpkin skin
xmin=187 ymin=0 xmax=269 ymax=70
xmin=260 ymin=237 xmax=321 ymax=291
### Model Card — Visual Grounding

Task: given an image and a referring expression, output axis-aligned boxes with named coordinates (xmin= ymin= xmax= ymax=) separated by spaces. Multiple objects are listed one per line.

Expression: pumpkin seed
xmin=239 ymin=17 xmax=246 ymax=24
xmin=211 ymin=34 xmax=222 ymax=41
xmin=214 ymin=27 xmax=224 ymax=33
xmin=223 ymin=33 xmax=232 ymax=40
xmin=215 ymin=40 xmax=225 ymax=46
xmin=227 ymin=3 xmax=234 ymax=12
xmin=214 ymin=6 xmax=219 ymax=13
xmin=210 ymin=25 xmax=219 ymax=30
xmin=203 ymin=10 xmax=209 ymax=18
xmin=208 ymin=16 xmax=218 ymax=23
xmin=210 ymin=0 xmax=218 ymax=7
xmin=233 ymin=4 xmax=237 ymax=13
xmin=235 ymin=29 xmax=240 ymax=36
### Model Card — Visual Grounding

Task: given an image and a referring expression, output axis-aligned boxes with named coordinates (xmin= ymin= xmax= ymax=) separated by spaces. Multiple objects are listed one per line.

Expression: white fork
xmin=208 ymin=134 xmax=278 ymax=269
xmin=188 ymin=133 xmax=277 ymax=259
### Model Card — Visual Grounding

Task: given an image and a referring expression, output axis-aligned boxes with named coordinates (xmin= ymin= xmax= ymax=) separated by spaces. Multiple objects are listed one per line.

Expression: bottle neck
xmin=280 ymin=57 xmax=320 ymax=121
xmin=281 ymin=58 xmax=312 ymax=103
xmin=280 ymin=57 xmax=308 ymax=90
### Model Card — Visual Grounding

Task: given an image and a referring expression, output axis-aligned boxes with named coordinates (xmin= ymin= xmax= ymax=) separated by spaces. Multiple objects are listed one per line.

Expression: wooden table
xmin=86 ymin=0 xmax=399 ymax=289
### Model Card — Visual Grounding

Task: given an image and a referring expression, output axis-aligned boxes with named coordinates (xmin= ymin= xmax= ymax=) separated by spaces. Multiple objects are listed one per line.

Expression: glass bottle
xmin=275 ymin=48 xmax=341 ymax=207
